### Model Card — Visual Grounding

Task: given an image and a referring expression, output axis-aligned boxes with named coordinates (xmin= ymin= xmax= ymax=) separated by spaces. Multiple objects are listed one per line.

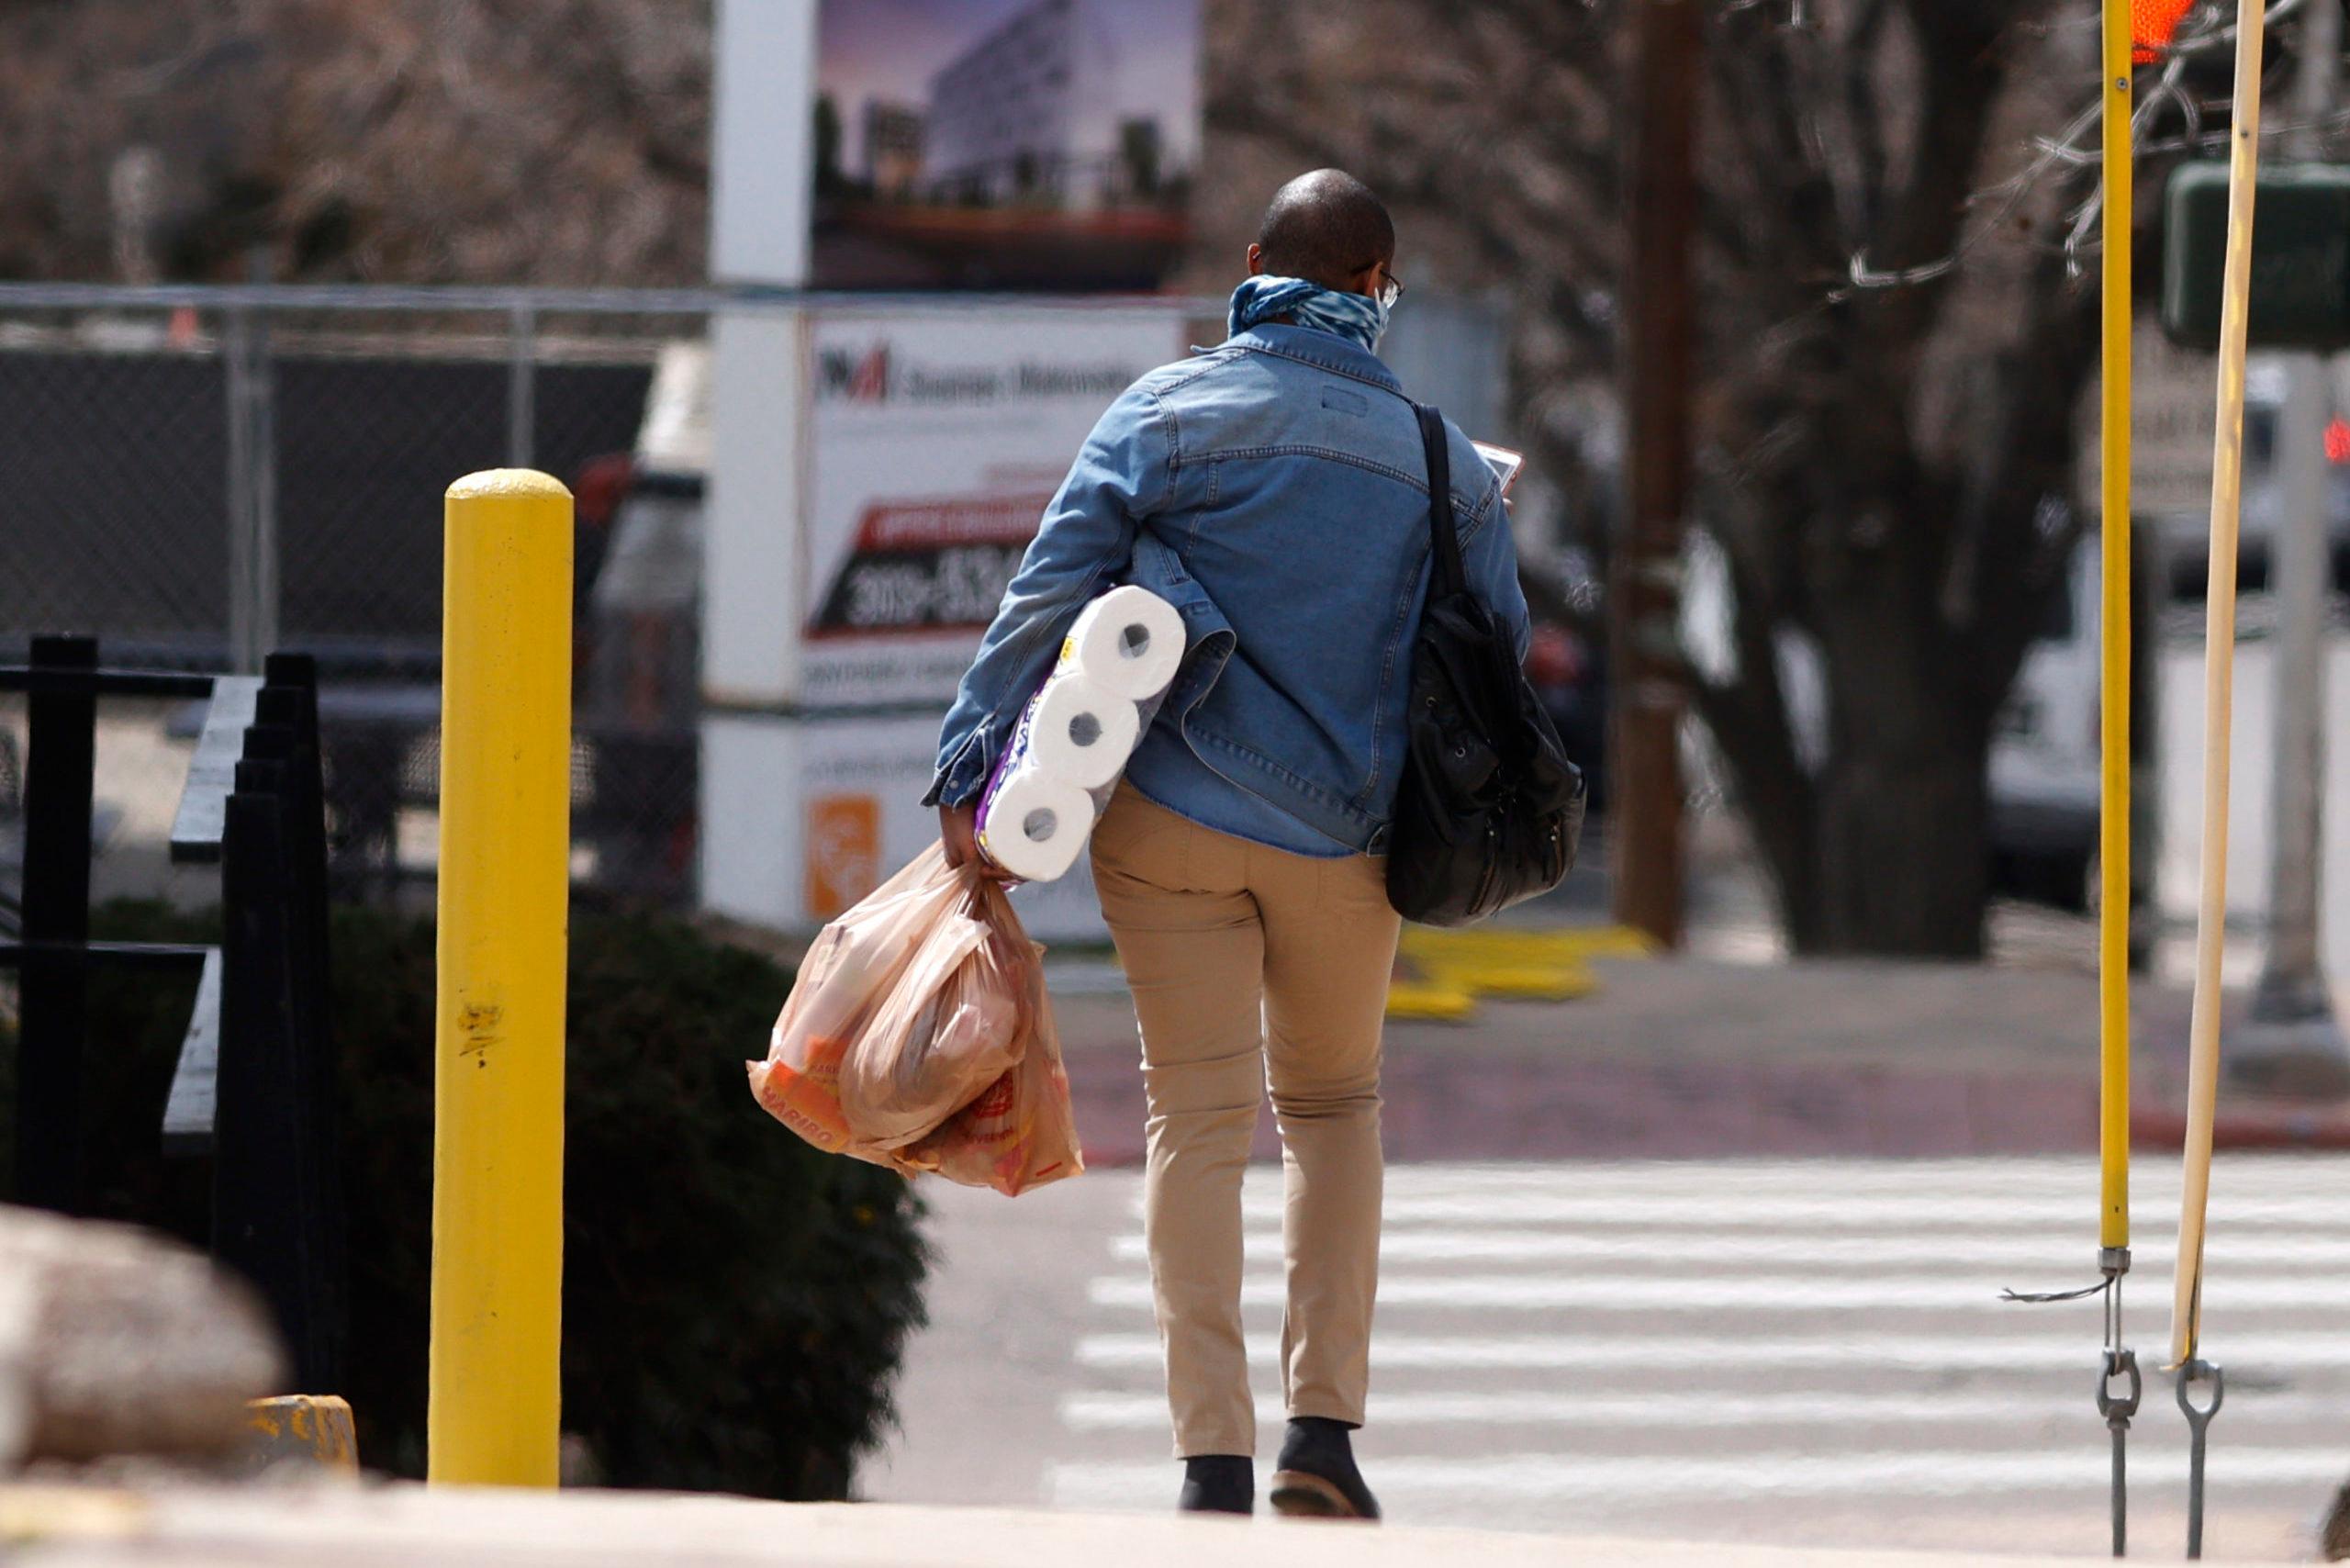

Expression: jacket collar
xmin=1220 ymin=324 xmax=1404 ymax=395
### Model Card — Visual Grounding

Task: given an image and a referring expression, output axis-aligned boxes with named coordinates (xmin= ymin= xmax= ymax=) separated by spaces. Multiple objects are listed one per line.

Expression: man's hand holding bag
xmin=747 ymin=845 xmax=1083 ymax=1196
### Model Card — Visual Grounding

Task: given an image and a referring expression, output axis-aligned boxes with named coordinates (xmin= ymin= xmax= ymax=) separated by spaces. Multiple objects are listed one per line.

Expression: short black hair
xmin=1256 ymin=170 xmax=1395 ymax=289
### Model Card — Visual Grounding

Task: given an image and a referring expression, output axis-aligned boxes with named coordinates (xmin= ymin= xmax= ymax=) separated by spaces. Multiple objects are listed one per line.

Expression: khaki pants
xmin=1090 ymin=788 xmax=1401 ymax=1458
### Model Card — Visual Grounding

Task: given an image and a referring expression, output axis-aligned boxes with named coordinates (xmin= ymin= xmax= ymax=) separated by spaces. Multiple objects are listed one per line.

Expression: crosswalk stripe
xmin=1084 ymin=1271 xmax=2350 ymax=1312
xmin=1046 ymin=1161 xmax=2350 ymax=1536
xmin=1111 ymin=1228 xmax=2350 ymax=1268
xmin=1145 ymin=1158 xmax=2342 ymax=1205
xmin=1046 ymin=1445 xmax=2350 ymax=1508
xmin=1059 ymin=1386 xmax=2346 ymax=1430
xmin=1237 ymin=1193 xmax=2350 ymax=1227
xmin=1074 ymin=1328 xmax=2350 ymax=1372
xmin=1228 ymin=1159 xmax=2331 ymax=1194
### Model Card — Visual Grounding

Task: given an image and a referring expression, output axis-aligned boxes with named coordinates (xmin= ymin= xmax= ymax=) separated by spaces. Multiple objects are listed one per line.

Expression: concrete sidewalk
xmin=0 ymin=1482 xmax=2289 ymax=1568
xmin=1051 ymin=954 xmax=2344 ymax=1164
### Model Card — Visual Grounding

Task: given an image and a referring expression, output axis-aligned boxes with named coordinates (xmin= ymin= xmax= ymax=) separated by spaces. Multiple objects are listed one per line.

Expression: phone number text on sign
xmin=806 ymin=494 xmax=1049 ymax=639
xmin=821 ymin=544 xmax=1023 ymax=634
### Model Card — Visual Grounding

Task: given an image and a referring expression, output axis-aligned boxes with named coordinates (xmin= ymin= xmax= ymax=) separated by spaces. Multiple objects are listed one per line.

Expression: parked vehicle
xmin=1986 ymin=532 xmax=2102 ymax=910
xmin=569 ymin=343 xmax=709 ymax=902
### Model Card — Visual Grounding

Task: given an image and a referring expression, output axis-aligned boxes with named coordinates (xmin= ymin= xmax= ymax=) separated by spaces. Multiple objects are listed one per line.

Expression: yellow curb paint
xmin=1415 ymin=959 xmax=1598 ymax=1003
xmin=1384 ymin=981 xmax=1480 ymax=1022
xmin=1400 ymin=924 xmax=1654 ymax=963
xmin=1388 ymin=924 xmax=1633 ymax=1019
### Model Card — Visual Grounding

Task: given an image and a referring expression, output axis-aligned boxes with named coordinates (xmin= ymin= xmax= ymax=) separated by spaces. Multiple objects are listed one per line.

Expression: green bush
xmin=0 ymin=898 xmax=929 ymax=1499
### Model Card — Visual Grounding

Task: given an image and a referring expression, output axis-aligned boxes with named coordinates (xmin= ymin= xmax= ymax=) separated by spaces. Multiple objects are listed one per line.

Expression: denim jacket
xmin=927 ymin=323 xmax=1530 ymax=857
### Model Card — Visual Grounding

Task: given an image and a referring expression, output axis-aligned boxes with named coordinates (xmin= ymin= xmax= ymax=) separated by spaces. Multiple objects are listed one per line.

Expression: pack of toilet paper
xmin=975 ymin=585 xmax=1186 ymax=882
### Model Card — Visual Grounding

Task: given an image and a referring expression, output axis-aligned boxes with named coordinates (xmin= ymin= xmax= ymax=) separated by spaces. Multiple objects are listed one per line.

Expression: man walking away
xmin=929 ymin=170 xmax=1531 ymax=1521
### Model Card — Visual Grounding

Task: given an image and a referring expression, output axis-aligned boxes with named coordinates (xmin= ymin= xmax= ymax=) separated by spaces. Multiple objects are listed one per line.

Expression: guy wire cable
xmin=2170 ymin=0 xmax=2268 ymax=1553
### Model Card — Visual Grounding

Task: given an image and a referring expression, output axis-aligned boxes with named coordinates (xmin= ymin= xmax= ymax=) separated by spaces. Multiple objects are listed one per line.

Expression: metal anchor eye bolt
xmin=2176 ymin=1359 xmax=2225 ymax=1560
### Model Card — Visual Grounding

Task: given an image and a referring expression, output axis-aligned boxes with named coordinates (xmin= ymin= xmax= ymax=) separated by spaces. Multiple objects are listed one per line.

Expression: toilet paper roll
xmin=1024 ymin=670 xmax=1140 ymax=790
xmin=1062 ymin=585 xmax=1184 ymax=701
xmin=976 ymin=767 xmax=1095 ymax=883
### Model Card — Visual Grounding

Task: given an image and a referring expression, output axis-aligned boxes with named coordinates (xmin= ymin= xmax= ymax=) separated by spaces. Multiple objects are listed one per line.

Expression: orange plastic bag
xmin=837 ymin=920 xmax=1024 ymax=1149
xmin=894 ymin=930 xmax=1084 ymax=1196
xmin=747 ymin=844 xmax=1083 ymax=1196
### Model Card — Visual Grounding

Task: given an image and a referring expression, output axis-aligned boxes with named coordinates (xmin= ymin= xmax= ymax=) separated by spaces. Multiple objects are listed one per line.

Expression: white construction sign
xmin=796 ymin=307 xmax=1181 ymax=708
xmin=699 ymin=303 xmax=1183 ymax=935
xmin=702 ymin=709 xmax=1113 ymax=942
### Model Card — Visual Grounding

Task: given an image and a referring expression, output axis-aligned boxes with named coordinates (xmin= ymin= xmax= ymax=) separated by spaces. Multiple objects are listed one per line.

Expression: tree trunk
xmin=1810 ymin=723 xmax=1990 ymax=956
xmin=1702 ymin=643 xmax=1993 ymax=958
xmin=1800 ymin=482 xmax=1995 ymax=958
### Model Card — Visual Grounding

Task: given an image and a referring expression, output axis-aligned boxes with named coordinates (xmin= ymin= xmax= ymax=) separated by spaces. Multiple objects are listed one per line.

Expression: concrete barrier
xmin=0 ymin=1484 xmax=2285 ymax=1568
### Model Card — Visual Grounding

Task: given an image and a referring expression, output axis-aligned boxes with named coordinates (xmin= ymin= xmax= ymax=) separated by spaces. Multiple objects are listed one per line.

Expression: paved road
xmin=869 ymin=1156 xmax=2350 ymax=1559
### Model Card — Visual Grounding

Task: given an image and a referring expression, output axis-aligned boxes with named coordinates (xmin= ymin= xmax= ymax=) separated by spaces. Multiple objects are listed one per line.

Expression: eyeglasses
xmin=1376 ymin=267 xmax=1406 ymax=310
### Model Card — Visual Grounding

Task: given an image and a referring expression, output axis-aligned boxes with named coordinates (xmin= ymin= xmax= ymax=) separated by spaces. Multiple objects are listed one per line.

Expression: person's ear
xmin=1247 ymin=243 xmax=1265 ymax=276
xmin=1348 ymin=261 xmax=1384 ymax=299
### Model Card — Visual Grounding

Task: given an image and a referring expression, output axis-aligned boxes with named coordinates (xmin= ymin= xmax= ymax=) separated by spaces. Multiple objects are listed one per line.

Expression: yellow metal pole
xmin=2172 ymin=0 xmax=2268 ymax=1370
xmin=430 ymin=469 xmax=573 ymax=1486
xmin=2098 ymin=0 xmax=2134 ymax=1259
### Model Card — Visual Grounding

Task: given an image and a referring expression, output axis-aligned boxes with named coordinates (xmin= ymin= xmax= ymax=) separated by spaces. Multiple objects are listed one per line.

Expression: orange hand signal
xmin=2133 ymin=0 xmax=2194 ymax=62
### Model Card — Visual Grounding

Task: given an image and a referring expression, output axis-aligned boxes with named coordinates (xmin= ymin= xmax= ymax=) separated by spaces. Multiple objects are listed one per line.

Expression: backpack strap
xmin=1413 ymin=403 xmax=1468 ymax=599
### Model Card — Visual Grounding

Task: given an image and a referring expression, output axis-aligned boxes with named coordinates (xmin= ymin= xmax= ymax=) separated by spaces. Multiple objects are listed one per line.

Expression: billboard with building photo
xmin=812 ymin=0 xmax=1201 ymax=289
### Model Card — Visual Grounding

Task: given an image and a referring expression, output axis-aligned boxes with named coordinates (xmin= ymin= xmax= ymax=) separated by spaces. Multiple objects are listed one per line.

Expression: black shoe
xmin=1269 ymin=1416 xmax=1380 ymax=1521
xmin=1178 ymin=1453 xmax=1254 ymax=1516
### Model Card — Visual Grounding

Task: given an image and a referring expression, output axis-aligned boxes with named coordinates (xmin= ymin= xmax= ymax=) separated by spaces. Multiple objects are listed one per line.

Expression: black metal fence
xmin=1 ymin=637 xmax=343 ymax=1392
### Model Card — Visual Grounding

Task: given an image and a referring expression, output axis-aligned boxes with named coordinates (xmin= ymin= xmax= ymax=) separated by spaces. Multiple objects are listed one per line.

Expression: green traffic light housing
xmin=2162 ymin=161 xmax=2350 ymax=353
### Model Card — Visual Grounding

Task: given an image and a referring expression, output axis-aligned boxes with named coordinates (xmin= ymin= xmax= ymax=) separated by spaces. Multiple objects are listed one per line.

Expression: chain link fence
xmin=0 ymin=286 xmax=709 ymax=913
xmin=0 ymin=282 xmax=1528 ymax=926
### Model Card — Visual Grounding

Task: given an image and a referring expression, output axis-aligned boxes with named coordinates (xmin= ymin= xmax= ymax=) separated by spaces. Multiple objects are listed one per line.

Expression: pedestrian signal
xmin=2134 ymin=0 xmax=2194 ymax=62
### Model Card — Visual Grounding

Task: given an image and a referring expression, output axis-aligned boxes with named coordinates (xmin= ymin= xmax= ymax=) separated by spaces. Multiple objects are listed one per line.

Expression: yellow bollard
xmin=430 ymin=470 xmax=573 ymax=1486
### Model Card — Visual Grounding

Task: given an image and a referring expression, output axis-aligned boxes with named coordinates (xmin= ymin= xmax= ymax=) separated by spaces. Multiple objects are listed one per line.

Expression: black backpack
xmin=1384 ymin=404 xmax=1586 ymax=925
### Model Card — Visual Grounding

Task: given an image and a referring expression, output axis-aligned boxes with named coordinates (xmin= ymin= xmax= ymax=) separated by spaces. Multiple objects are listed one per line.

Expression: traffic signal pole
xmin=2093 ymin=1 xmax=2140 ymax=1551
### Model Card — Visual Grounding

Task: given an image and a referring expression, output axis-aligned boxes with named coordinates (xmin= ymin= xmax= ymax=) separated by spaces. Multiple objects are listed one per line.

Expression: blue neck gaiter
xmin=1227 ymin=274 xmax=1390 ymax=353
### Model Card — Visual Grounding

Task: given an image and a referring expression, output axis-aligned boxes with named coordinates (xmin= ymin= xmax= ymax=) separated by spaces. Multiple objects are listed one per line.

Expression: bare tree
xmin=7 ymin=0 xmax=2325 ymax=953
xmin=0 ymin=0 xmax=711 ymax=286
xmin=1205 ymin=0 xmax=2300 ymax=954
